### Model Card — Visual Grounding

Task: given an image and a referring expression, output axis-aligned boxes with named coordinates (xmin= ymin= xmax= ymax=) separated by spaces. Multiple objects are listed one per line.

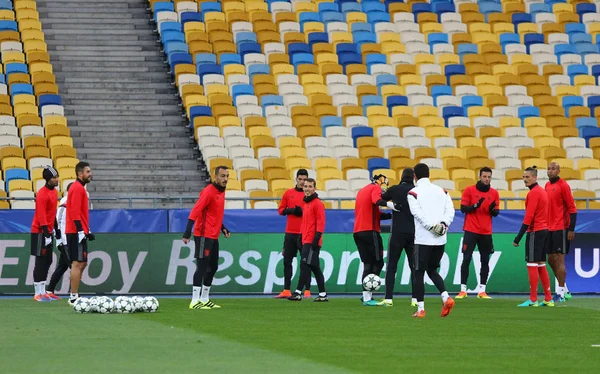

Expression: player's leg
xmin=548 ymin=230 xmax=567 ymax=302
xmin=383 ymin=234 xmax=401 ymax=305
xmin=275 ymin=234 xmax=296 ymax=298
xmin=476 ymin=235 xmax=493 ymax=299
xmin=307 ymin=246 xmax=328 ymax=302
xmin=404 ymin=236 xmax=417 ymax=306
xmin=412 ymin=244 xmax=427 ymax=318
xmin=354 ymin=232 xmax=376 ymax=304
xmin=68 ymin=234 xmax=87 ymax=305
xmin=190 ymin=236 xmax=211 ymax=309
xmin=536 ymin=230 xmax=553 ymax=306
xmin=519 ymin=232 xmax=540 ymax=307
xmin=39 ymin=242 xmax=54 ymax=298
xmin=47 ymin=244 xmax=70 ymax=298
xmin=425 ymin=245 xmax=454 ymax=317
xmin=289 ymin=244 xmax=312 ymax=301
xmin=564 ymin=236 xmax=572 ymax=300
xmin=199 ymin=239 xmax=221 ymax=309
xmin=458 ymin=231 xmax=476 ymax=298
xmin=31 ymin=233 xmax=50 ymax=302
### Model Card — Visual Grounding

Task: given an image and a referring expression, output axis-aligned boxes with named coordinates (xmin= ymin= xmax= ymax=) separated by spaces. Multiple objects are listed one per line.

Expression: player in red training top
xmin=457 ymin=167 xmax=500 ymax=300
xmin=545 ymin=162 xmax=577 ymax=302
xmin=288 ymin=178 xmax=328 ymax=302
xmin=353 ymin=174 xmax=391 ymax=307
xmin=513 ymin=166 xmax=553 ymax=307
xmin=274 ymin=169 xmax=310 ymax=299
xmin=183 ymin=166 xmax=231 ymax=310
xmin=31 ymin=167 xmax=59 ymax=302
xmin=66 ymin=162 xmax=95 ymax=306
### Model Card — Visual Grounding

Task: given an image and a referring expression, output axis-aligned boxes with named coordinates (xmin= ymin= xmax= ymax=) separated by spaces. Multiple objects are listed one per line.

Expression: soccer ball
xmin=141 ymin=296 xmax=159 ymax=313
xmin=97 ymin=296 xmax=114 ymax=314
xmin=363 ymin=274 xmax=382 ymax=291
xmin=89 ymin=296 xmax=101 ymax=313
xmin=130 ymin=296 xmax=144 ymax=312
xmin=114 ymin=298 xmax=135 ymax=314
xmin=73 ymin=297 xmax=92 ymax=313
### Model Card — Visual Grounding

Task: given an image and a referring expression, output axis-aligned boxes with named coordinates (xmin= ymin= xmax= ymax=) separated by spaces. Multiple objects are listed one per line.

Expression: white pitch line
xmin=592 ymin=345 xmax=600 ymax=347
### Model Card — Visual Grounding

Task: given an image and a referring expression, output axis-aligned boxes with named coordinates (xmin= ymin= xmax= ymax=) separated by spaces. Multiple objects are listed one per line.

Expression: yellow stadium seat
xmin=550 ymin=158 xmax=575 ymax=171
xmin=522 ymin=158 xmax=547 ymax=169
xmin=430 ymin=169 xmax=450 ymax=180
xmin=534 ymin=137 xmax=561 ymax=150
xmin=2 ymin=156 xmax=26 ymax=171
xmin=9 ymin=179 xmax=32 ymax=192
xmin=426 ymin=127 xmax=450 ymax=138
xmin=519 ymin=148 xmax=541 ymax=161
xmin=54 ymin=157 xmax=78 ymax=170
xmin=372 ymin=168 xmax=395 ymax=179
xmin=577 ymin=159 xmax=600 ymax=171
xmin=439 ymin=148 xmax=464 ymax=160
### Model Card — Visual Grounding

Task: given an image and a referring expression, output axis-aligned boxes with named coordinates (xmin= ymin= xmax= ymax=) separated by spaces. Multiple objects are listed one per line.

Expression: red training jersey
xmin=544 ymin=178 xmax=577 ymax=231
xmin=461 ymin=185 xmax=500 ymax=235
xmin=66 ymin=180 xmax=89 ymax=234
xmin=301 ymin=196 xmax=325 ymax=246
xmin=31 ymin=185 xmax=58 ymax=233
xmin=278 ymin=187 xmax=304 ymax=234
xmin=188 ymin=183 xmax=225 ymax=239
xmin=353 ymin=183 xmax=382 ymax=233
xmin=523 ymin=183 xmax=549 ymax=232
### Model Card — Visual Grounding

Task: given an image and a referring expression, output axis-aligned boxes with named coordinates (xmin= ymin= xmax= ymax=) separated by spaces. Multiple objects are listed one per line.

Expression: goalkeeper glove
xmin=432 ymin=222 xmax=448 ymax=236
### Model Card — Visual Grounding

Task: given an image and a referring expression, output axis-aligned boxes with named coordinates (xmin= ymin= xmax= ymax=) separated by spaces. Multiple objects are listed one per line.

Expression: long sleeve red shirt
xmin=188 ymin=183 xmax=225 ymax=239
xmin=545 ymin=178 xmax=577 ymax=231
xmin=353 ymin=183 xmax=382 ymax=233
xmin=301 ymin=195 xmax=325 ymax=246
xmin=523 ymin=183 xmax=549 ymax=232
xmin=461 ymin=185 xmax=500 ymax=235
xmin=66 ymin=180 xmax=89 ymax=234
xmin=278 ymin=187 xmax=304 ymax=234
xmin=31 ymin=185 xmax=58 ymax=233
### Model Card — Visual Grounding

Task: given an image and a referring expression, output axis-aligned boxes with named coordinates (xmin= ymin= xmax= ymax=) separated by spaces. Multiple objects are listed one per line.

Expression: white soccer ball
xmin=131 ymin=296 xmax=144 ymax=312
xmin=89 ymin=296 xmax=101 ymax=313
xmin=114 ymin=298 xmax=135 ymax=314
xmin=73 ymin=297 xmax=92 ymax=313
xmin=363 ymin=274 xmax=382 ymax=291
xmin=97 ymin=296 xmax=114 ymax=314
xmin=141 ymin=296 xmax=159 ymax=313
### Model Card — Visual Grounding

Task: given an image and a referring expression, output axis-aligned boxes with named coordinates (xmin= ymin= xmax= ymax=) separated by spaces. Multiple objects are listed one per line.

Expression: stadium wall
xmin=0 ymin=210 xmax=598 ymax=294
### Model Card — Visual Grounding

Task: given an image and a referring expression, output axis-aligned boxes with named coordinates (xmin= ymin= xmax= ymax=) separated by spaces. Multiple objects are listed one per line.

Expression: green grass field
xmin=1 ymin=296 xmax=599 ymax=373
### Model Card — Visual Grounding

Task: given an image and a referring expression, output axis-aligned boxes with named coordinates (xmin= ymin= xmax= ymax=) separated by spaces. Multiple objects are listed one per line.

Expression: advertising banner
xmin=3 ymin=233 xmax=596 ymax=294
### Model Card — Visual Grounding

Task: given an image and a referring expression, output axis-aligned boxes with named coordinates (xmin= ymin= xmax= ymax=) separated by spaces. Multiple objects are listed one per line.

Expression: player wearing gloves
xmin=353 ymin=174 xmax=392 ymax=306
xmin=66 ymin=162 xmax=95 ymax=305
xmin=30 ymin=167 xmax=59 ymax=302
xmin=274 ymin=169 xmax=310 ymax=299
xmin=407 ymin=163 xmax=455 ymax=318
xmin=46 ymin=183 xmax=74 ymax=298
xmin=288 ymin=178 xmax=328 ymax=302
xmin=183 ymin=166 xmax=231 ymax=310
xmin=457 ymin=167 xmax=500 ymax=299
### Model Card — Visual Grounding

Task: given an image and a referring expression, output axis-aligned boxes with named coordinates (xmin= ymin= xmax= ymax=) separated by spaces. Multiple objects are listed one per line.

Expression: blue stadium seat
xmin=165 ymin=41 xmax=188 ymax=56
xmin=351 ymin=127 xmax=374 ymax=147
xmin=341 ymin=2 xmax=361 ymax=14
xmin=168 ymin=53 xmax=192 ymax=69
xmin=321 ymin=116 xmax=343 ymax=131
xmin=238 ymin=42 xmax=261 ymax=58
xmin=351 ymin=22 xmax=372 ymax=33
xmin=457 ymin=44 xmax=478 ymax=57
xmin=321 ymin=12 xmax=345 ymax=24
xmin=248 ymin=64 xmax=270 ymax=78
xmin=524 ymin=33 xmax=544 ymax=53
xmin=197 ymin=63 xmax=221 ymax=84
xmin=5 ymin=63 xmax=27 ymax=75
xmin=219 ymin=53 xmax=241 ymax=67
xmin=288 ymin=43 xmax=310 ymax=57
xmin=10 ymin=83 xmax=33 ymax=96
xmin=576 ymin=43 xmax=598 ymax=55
xmin=308 ymin=32 xmax=328 ymax=46
xmin=530 ymin=4 xmax=550 ymax=15
xmin=366 ymin=11 xmax=390 ymax=23
xmin=570 ymin=33 xmax=592 ymax=45
xmin=591 ymin=65 xmax=600 ymax=83
xmin=431 ymin=85 xmax=452 ymax=105
xmin=235 ymin=32 xmax=257 ymax=45
xmin=376 ymin=74 xmax=397 ymax=89
xmin=365 ymin=54 xmax=386 ymax=69
xmin=433 ymin=3 xmax=455 ymax=17
xmin=188 ymin=106 xmax=212 ymax=128
xmin=566 ymin=23 xmax=586 ymax=36
xmin=442 ymin=106 xmax=464 ymax=126
xmin=479 ymin=3 xmax=501 ymax=16
xmin=0 ymin=0 xmax=12 ymax=9
xmin=580 ymin=127 xmax=600 ymax=146
xmin=575 ymin=117 xmax=598 ymax=129
xmin=576 ymin=4 xmax=596 ymax=19
xmin=445 ymin=64 xmax=466 ymax=84
xmin=5 ymin=169 xmax=29 ymax=190
xmin=180 ymin=12 xmax=201 ymax=26
xmin=231 ymin=84 xmax=254 ymax=102
xmin=38 ymin=94 xmax=61 ymax=108
xmin=512 ymin=13 xmax=532 ymax=31
xmin=555 ymin=44 xmax=577 ymax=57
xmin=563 ymin=96 xmax=585 ymax=116
xmin=411 ymin=3 xmax=431 ymax=20
xmin=461 ymin=96 xmax=483 ymax=111
xmin=291 ymin=52 xmax=314 ymax=67
xmin=319 ymin=3 xmax=339 ymax=13
xmin=367 ymin=158 xmax=391 ymax=175
xmin=362 ymin=2 xmax=385 ymax=13
xmin=299 ymin=12 xmax=320 ymax=31
xmin=162 ymin=31 xmax=185 ymax=44
xmin=353 ymin=31 xmax=376 ymax=49
xmin=260 ymin=95 xmax=283 ymax=110
xmin=338 ymin=52 xmax=362 ymax=67
xmin=588 ymin=96 xmax=600 ymax=115
xmin=195 ymin=53 xmax=217 ymax=66
xmin=200 ymin=2 xmax=222 ymax=21
xmin=153 ymin=2 xmax=175 ymax=22
xmin=361 ymin=95 xmax=383 ymax=114
xmin=518 ymin=106 xmax=540 ymax=123
xmin=159 ymin=22 xmax=181 ymax=34
xmin=0 ymin=20 xmax=17 ymax=31
xmin=386 ymin=96 xmax=408 ymax=115
xmin=336 ymin=43 xmax=357 ymax=54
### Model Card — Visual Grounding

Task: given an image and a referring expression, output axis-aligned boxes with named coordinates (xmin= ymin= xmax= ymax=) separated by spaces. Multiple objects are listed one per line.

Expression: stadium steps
xmin=36 ymin=0 xmax=209 ymax=208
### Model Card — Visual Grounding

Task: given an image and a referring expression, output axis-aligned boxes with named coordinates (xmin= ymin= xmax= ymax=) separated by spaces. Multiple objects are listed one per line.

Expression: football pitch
xmin=1 ymin=296 xmax=599 ymax=374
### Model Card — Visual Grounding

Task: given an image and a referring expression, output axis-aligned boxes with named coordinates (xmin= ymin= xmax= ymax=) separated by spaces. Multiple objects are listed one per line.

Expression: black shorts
xmin=300 ymin=244 xmax=320 ymax=267
xmin=67 ymin=233 xmax=87 ymax=262
xmin=414 ymin=244 xmax=445 ymax=271
xmin=282 ymin=233 xmax=301 ymax=258
xmin=525 ymin=230 xmax=548 ymax=263
xmin=462 ymin=231 xmax=494 ymax=255
xmin=194 ymin=236 xmax=219 ymax=259
xmin=548 ymin=229 xmax=570 ymax=255
xmin=30 ymin=233 xmax=52 ymax=257
xmin=354 ymin=231 xmax=384 ymax=264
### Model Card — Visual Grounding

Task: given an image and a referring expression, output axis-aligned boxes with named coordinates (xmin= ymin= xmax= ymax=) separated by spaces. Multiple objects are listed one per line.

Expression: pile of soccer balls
xmin=73 ymin=295 xmax=159 ymax=314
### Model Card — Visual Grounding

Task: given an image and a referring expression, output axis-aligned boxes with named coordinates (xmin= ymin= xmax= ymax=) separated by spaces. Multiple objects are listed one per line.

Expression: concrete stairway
xmin=36 ymin=0 xmax=208 ymax=208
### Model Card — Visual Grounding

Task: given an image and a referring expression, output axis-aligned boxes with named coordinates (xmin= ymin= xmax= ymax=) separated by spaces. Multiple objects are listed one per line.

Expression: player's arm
xmin=371 ymin=184 xmax=387 ymax=207
xmin=278 ymin=191 xmax=302 ymax=217
xmin=562 ymin=183 xmax=577 ymax=236
xmin=490 ymin=191 xmax=500 ymax=217
xmin=183 ymin=190 xmax=212 ymax=240
xmin=460 ymin=188 xmax=484 ymax=213
xmin=312 ymin=202 xmax=326 ymax=247
xmin=35 ymin=192 xmax=51 ymax=237
xmin=442 ymin=190 xmax=455 ymax=226
xmin=514 ymin=193 xmax=538 ymax=245
xmin=221 ymin=223 xmax=230 ymax=238
xmin=381 ymin=186 xmax=402 ymax=211
xmin=407 ymin=191 xmax=435 ymax=230
xmin=70 ymin=188 xmax=84 ymax=233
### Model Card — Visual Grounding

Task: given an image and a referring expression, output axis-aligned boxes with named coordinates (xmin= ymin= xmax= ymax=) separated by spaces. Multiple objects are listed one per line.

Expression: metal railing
xmin=1 ymin=196 xmax=599 ymax=209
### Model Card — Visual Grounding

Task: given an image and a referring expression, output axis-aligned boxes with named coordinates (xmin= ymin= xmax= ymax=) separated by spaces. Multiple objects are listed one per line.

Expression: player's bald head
xmin=547 ymin=162 xmax=561 ymax=180
xmin=549 ymin=162 xmax=560 ymax=170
